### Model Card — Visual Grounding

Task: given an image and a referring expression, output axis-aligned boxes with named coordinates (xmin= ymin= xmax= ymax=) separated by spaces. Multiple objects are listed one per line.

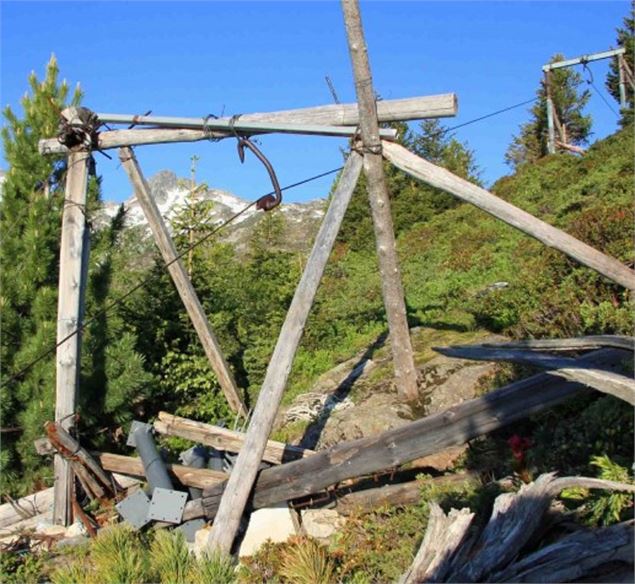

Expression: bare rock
xmin=301 ymin=509 xmax=345 ymax=542
xmin=237 ymin=504 xmax=298 ymax=557
xmin=317 ymin=391 xmax=412 ymax=449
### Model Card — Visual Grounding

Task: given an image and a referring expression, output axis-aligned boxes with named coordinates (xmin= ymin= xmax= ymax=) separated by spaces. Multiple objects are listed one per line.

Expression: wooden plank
xmin=342 ymin=0 xmax=418 ymax=401
xmin=382 ymin=140 xmax=635 ymax=290
xmin=436 ymin=345 xmax=635 ymax=405
xmin=119 ymin=147 xmax=247 ymax=417
xmin=196 ymin=348 xmax=627 ymax=520
xmin=96 ymin=452 xmax=227 ymax=490
xmin=39 ymin=94 xmax=458 ymax=154
xmin=205 ymin=151 xmax=363 ymax=554
xmin=154 ymin=412 xmax=314 ymax=464
xmin=54 ymin=150 xmax=90 ymax=526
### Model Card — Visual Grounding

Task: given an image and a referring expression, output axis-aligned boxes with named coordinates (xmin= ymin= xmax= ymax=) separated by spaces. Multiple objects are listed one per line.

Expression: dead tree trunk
xmin=341 ymin=0 xmax=418 ymax=401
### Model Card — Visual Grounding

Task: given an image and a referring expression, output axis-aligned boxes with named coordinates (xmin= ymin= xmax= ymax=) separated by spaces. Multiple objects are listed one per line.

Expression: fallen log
xmin=196 ymin=348 xmax=627 ymax=520
xmin=402 ymin=473 xmax=635 ymax=583
xmin=334 ymin=472 xmax=479 ymax=516
xmin=436 ymin=346 xmax=635 ymax=405
xmin=154 ymin=412 xmax=314 ymax=464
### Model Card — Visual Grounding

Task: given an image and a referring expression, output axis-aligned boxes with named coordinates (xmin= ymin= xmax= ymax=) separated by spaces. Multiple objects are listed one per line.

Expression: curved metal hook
xmin=236 ymin=137 xmax=282 ymax=211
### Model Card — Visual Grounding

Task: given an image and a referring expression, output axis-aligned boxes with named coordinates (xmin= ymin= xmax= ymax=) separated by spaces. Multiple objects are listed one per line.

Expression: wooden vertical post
xmin=545 ymin=70 xmax=556 ymax=155
xmin=618 ymin=54 xmax=627 ymax=110
xmin=204 ymin=151 xmax=364 ymax=554
xmin=53 ymin=150 xmax=90 ymax=526
xmin=341 ymin=0 xmax=418 ymax=402
xmin=118 ymin=147 xmax=247 ymax=417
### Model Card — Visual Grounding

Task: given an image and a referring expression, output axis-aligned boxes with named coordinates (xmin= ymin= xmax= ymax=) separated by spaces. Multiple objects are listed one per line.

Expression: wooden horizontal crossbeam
xmin=38 ymin=93 xmax=457 ymax=154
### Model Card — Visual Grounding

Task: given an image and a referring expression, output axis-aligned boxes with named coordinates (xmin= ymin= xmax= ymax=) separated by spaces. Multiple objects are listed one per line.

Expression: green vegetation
xmin=1 ymin=8 xmax=633 ymax=580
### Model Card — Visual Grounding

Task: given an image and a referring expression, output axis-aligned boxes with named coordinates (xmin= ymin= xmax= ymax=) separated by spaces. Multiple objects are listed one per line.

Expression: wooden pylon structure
xmin=42 ymin=0 xmax=635 ymax=539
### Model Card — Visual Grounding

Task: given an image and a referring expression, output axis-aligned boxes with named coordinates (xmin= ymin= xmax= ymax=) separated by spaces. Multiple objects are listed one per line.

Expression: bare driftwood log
xmin=436 ymin=346 xmax=635 ymax=405
xmin=0 ymin=489 xmax=54 ymax=529
xmin=473 ymin=335 xmax=634 ymax=353
xmin=197 ymin=348 xmax=627 ymax=521
xmin=490 ymin=519 xmax=634 ymax=583
xmin=400 ymin=503 xmax=475 ymax=584
xmin=154 ymin=412 xmax=314 ymax=464
xmin=402 ymin=473 xmax=635 ymax=583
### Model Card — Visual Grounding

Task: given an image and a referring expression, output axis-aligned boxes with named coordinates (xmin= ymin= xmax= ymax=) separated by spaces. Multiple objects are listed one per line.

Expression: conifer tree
xmin=0 ymin=56 xmax=81 ymax=489
xmin=506 ymin=54 xmax=592 ymax=169
xmin=606 ymin=1 xmax=634 ymax=125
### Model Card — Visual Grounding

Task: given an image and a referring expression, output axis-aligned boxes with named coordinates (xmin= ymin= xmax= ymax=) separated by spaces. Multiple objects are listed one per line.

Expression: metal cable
xmin=0 ymin=165 xmax=344 ymax=389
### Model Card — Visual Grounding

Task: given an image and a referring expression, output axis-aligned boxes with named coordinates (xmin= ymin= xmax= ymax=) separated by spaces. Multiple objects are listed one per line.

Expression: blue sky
xmin=1 ymin=1 xmax=629 ymax=204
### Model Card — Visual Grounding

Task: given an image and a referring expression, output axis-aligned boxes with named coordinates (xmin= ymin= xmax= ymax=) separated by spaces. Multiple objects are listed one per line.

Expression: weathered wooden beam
xmin=205 ymin=151 xmax=363 ymax=553
xmin=334 ymin=472 xmax=478 ymax=516
xmin=39 ymin=94 xmax=457 ymax=154
xmin=119 ymin=147 xmax=247 ymax=417
xmin=473 ymin=335 xmax=634 ymax=352
xmin=382 ymin=140 xmax=635 ymax=290
xmin=96 ymin=452 xmax=227 ymax=490
xmin=342 ymin=0 xmax=418 ymax=401
xmin=0 ymin=489 xmax=54 ymax=529
xmin=197 ymin=348 xmax=627 ymax=520
xmin=436 ymin=345 xmax=635 ymax=405
xmin=154 ymin=412 xmax=314 ymax=464
xmin=54 ymin=150 xmax=90 ymax=526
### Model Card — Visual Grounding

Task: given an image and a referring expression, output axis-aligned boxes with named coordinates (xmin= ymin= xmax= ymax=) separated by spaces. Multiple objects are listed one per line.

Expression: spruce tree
xmin=606 ymin=1 xmax=634 ymax=125
xmin=506 ymin=54 xmax=592 ymax=169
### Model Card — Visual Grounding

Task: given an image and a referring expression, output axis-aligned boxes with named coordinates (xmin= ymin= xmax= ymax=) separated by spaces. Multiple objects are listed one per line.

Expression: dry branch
xmin=382 ymin=140 xmax=635 ymax=291
xmin=474 ymin=335 xmax=634 ymax=353
xmin=154 ymin=412 xmax=314 ymax=464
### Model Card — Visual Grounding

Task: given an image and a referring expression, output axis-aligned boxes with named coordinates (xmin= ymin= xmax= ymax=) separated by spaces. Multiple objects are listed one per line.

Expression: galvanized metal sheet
xmin=176 ymin=518 xmax=207 ymax=543
xmin=147 ymin=488 xmax=188 ymax=524
xmin=116 ymin=489 xmax=151 ymax=530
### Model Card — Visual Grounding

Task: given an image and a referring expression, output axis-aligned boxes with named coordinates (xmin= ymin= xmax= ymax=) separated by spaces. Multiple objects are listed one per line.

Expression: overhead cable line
xmin=0 ymin=164 xmax=344 ymax=390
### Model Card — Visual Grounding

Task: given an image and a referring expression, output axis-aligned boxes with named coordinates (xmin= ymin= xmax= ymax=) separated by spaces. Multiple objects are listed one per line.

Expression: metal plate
xmin=176 ymin=518 xmax=206 ymax=542
xmin=116 ymin=489 xmax=151 ymax=530
xmin=147 ymin=488 xmax=188 ymax=524
xmin=126 ymin=420 xmax=152 ymax=447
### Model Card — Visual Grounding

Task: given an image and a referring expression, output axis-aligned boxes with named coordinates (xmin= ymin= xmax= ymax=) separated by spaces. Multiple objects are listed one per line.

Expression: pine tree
xmin=0 ymin=56 xmax=81 ymax=490
xmin=606 ymin=1 xmax=634 ymax=125
xmin=506 ymin=54 xmax=592 ymax=169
